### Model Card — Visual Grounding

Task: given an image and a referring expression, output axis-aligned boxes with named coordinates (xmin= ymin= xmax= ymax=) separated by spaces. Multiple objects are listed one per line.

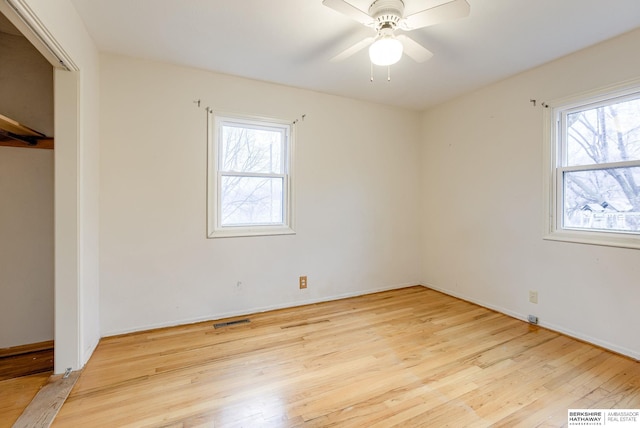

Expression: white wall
xmin=0 ymin=28 xmax=53 ymax=135
xmin=0 ymin=147 xmax=54 ymax=348
xmin=420 ymin=28 xmax=640 ymax=359
xmin=0 ymin=0 xmax=101 ymax=371
xmin=99 ymin=54 xmax=422 ymax=335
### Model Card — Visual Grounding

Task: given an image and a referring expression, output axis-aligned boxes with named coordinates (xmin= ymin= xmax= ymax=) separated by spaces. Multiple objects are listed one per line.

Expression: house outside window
xmin=544 ymin=80 xmax=640 ymax=249
xmin=208 ymin=112 xmax=295 ymax=238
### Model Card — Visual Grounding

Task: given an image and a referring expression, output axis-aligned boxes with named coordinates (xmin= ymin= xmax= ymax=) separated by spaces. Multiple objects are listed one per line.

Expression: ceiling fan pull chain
xmin=370 ymin=61 xmax=374 ymax=82
xmin=387 ymin=65 xmax=391 ymax=82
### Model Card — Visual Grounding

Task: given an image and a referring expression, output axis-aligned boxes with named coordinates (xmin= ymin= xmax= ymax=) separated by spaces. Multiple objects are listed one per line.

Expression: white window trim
xmin=207 ymin=111 xmax=296 ymax=238
xmin=542 ymin=77 xmax=640 ymax=250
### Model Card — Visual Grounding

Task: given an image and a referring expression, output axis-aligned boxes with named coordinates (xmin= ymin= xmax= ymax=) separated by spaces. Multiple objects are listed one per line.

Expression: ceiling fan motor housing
xmin=369 ymin=0 xmax=404 ymax=30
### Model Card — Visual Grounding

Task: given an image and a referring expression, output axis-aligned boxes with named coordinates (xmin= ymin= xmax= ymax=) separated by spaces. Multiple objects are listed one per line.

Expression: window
xmin=208 ymin=112 xmax=295 ymax=238
xmin=544 ymin=81 xmax=640 ymax=249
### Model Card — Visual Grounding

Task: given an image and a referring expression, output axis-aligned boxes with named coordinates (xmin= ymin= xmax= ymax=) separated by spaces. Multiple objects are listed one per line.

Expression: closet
xmin=0 ymin=12 xmax=54 ymax=379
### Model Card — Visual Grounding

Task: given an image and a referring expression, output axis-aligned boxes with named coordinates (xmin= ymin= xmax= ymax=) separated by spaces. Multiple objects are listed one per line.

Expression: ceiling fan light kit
xmin=369 ymin=29 xmax=403 ymax=66
xmin=323 ymin=0 xmax=470 ymax=71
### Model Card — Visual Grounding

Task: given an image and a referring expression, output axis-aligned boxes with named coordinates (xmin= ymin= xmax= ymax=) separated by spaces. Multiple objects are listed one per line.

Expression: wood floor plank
xmin=12 ymin=371 xmax=80 ymax=428
xmin=34 ymin=286 xmax=639 ymax=427
xmin=0 ymin=344 xmax=54 ymax=381
xmin=0 ymin=372 xmax=51 ymax=428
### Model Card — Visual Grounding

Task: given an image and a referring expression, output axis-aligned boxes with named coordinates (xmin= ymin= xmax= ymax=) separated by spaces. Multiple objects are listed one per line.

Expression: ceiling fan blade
xmin=397 ymin=35 xmax=433 ymax=63
xmin=330 ymin=36 xmax=376 ymax=62
xmin=322 ymin=0 xmax=375 ymax=26
xmin=402 ymin=0 xmax=470 ymax=30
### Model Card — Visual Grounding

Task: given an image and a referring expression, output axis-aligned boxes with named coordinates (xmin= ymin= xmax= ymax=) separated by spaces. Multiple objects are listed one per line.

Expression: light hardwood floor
xmin=0 ymin=340 xmax=54 ymax=427
xmin=44 ymin=286 xmax=640 ymax=427
xmin=0 ymin=372 xmax=50 ymax=428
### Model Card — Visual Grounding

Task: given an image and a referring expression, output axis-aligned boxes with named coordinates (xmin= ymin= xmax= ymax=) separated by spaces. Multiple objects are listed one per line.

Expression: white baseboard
xmin=102 ymin=282 xmax=418 ymax=338
xmin=420 ymin=283 xmax=639 ymax=361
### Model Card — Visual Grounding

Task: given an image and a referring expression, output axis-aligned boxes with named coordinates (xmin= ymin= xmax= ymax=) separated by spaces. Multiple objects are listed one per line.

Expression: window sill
xmin=544 ymin=230 xmax=640 ymax=250
xmin=208 ymin=226 xmax=296 ymax=239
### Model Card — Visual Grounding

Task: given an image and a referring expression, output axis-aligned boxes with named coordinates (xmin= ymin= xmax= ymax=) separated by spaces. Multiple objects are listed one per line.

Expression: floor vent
xmin=213 ymin=319 xmax=250 ymax=329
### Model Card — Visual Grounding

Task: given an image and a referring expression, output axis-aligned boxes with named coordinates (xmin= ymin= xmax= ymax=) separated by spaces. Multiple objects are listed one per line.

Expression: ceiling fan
xmin=323 ymin=0 xmax=470 ymax=66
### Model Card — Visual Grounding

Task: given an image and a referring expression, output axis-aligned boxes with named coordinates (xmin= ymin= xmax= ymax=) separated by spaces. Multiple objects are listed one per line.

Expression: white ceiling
xmin=69 ymin=0 xmax=640 ymax=111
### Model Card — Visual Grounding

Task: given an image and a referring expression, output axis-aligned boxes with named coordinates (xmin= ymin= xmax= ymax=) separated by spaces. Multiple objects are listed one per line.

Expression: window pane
xmin=563 ymin=166 xmax=640 ymax=232
xmin=221 ymin=124 xmax=283 ymax=173
xmin=566 ymin=96 xmax=640 ymax=167
xmin=221 ymin=176 xmax=284 ymax=226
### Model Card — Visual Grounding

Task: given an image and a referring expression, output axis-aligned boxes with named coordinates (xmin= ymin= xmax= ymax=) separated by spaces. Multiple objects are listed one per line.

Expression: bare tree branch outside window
xmin=219 ymin=123 xmax=286 ymax=226
xmin=562 ymin=96 xmax=640 ymax=232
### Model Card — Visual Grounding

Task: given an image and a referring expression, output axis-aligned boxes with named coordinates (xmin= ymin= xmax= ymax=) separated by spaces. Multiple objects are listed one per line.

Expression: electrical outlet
xmin=529 ymin=290 xmax=538 ymax=304
xmin=299 ymin=276 xmax=307 ymax=289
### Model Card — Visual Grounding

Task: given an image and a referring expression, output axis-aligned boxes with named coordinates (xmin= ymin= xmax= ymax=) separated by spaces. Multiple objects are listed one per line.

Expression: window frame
xmin=543 ymin=78 xmax=640 ymax=250
xmin=207 ymin=111 xmax=295 ymax=238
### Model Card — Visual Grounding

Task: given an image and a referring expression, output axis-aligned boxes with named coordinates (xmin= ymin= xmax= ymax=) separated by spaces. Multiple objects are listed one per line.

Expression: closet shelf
xmin=0 ymin=113 xmax=54 ymax=149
